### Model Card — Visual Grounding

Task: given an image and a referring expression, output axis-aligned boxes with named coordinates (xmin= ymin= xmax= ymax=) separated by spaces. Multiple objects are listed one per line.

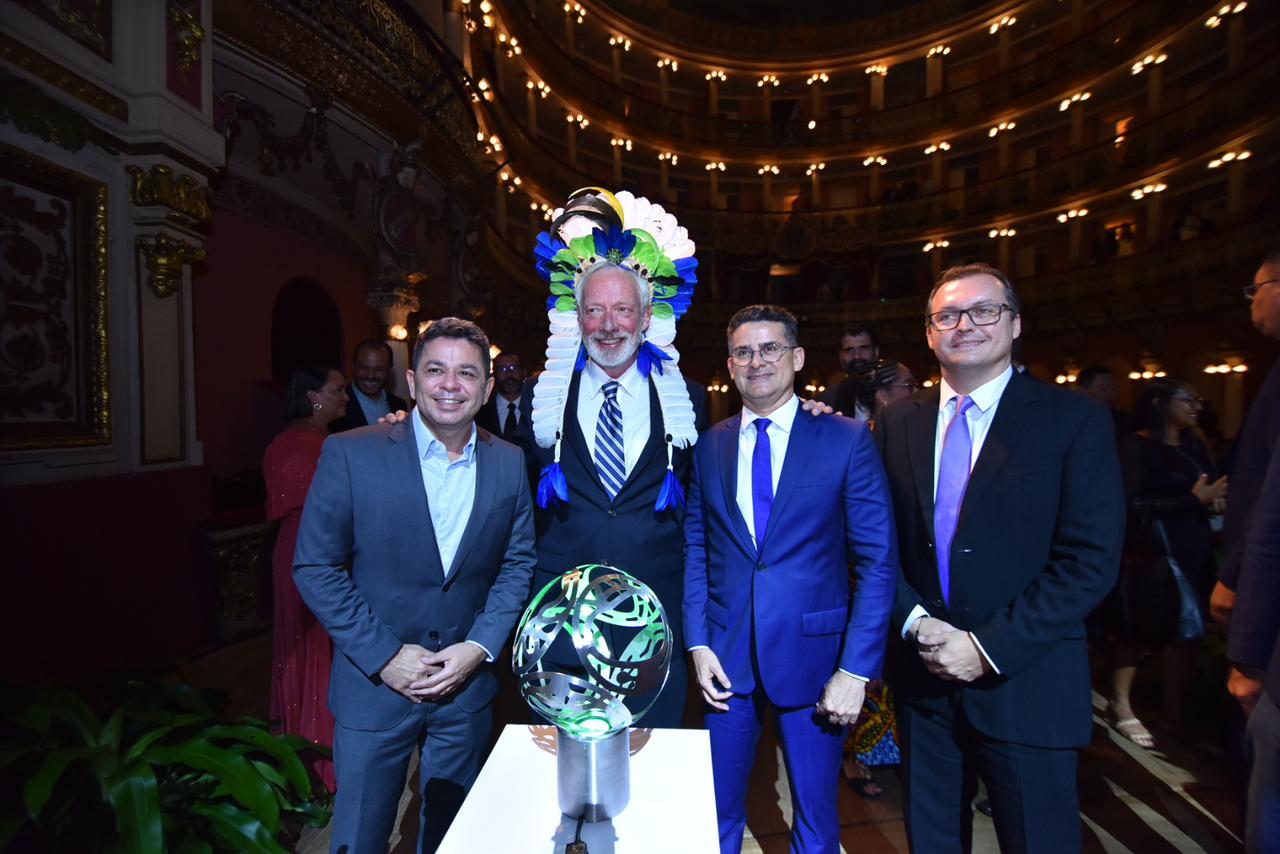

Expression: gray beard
xmin=584 ymin=331 xmax=642 ymax=370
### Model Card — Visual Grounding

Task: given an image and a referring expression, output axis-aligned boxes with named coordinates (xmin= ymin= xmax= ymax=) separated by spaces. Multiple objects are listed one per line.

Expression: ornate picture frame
xmin=0 ymin=143 xmax=111 ymax=451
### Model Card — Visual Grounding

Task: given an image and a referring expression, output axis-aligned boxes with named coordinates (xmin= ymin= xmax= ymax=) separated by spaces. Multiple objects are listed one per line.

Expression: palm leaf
xmin=103 ymin=762 xmax=163 ymax=854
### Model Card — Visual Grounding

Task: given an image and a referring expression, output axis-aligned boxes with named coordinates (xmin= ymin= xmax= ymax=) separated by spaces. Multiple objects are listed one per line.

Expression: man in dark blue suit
xmin=878 ymin=264 xmax=1123 ymax=854
xmin=1224 ymin=248 xmax=1280 ymax=851
xmin=294 ymin=318 xmax=535 ymax=853
xmin=683 ymin=304 xmax=898 ymax=853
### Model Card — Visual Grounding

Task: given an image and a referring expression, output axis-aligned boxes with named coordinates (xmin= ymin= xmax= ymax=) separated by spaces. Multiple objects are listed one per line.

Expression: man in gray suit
xmin=294 ymin=317 xmax=536 ymax=853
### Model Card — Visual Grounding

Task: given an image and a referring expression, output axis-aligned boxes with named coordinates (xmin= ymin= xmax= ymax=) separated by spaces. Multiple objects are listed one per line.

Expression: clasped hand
xmin=913 ymin=617 xmax=990 ymax=683
xmin=379 ymin=642 xmax=486 ymax=703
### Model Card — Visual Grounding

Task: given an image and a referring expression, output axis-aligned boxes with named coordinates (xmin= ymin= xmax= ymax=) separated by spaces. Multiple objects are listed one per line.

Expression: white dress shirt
xmin=576 ymin=359 xmax=651 ymax=481
xmin=412 ymin=411 xmax=478 ymax=577
xmin=494 ymin=393 xmax=522 ymax=429
xmin=735 ymin=395 xmax=798 ymax=547
xmin=352 ymin=385 xmax=391 ymax=425
xmin=903 ymin=365 xmax=1014 ymax=672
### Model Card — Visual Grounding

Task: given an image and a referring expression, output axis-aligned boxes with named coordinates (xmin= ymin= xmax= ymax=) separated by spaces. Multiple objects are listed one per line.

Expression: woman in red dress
xmin=264 ymin=365 xmax=348 ymax=792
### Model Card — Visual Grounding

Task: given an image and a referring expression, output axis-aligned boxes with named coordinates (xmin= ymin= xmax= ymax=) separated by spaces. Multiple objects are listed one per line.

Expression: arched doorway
xmin=270 ymin=277 xmax=343 ymax=385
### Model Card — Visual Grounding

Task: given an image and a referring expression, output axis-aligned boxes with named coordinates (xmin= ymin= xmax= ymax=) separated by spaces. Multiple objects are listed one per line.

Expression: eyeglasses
xmin=1173 ymin=395 xmax=1205 ymax=408
xmin=927 ymin=303 xmax=1014 ymax=331
xmin=730 ymin=342 xmax=796 ymax=366
xmin=893 ymin=381 xmax=922 ymax=391
xmin=495 ymin=364 xmax=523 ymax=373
xmin=1244 ymin=278 xmax=1279 ymax=301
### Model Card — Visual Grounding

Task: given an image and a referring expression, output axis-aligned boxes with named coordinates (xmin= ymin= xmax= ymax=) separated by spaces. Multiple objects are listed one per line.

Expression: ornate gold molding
xmin=169 ymin=0 xmax=205 ymax=77
xmin=0 ymin=30 xmax=128 ymax=121
xmin=137 ymin=232 xmax=206 ymax=298
xmin=125 ymin=164 xmax=212 ymax=224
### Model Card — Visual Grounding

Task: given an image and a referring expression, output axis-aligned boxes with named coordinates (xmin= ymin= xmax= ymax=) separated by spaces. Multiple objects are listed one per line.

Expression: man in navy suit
xmin=683 ymin=304 xmax=898 ymax=853
xmin=329 ymin=339 xmax=409 ymax=433
xmin=475 ymin=352 xmax=531 ymax=440
xmin=294 ymin=317 xmax=535 ymax=853
xmin=878 ymin=263 xmax=1123 ymax=854
xmin=1224 ymin=247 xmax=1280 ymax=851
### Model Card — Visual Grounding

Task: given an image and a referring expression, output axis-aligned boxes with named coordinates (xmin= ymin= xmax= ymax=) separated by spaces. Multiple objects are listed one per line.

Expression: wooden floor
xmin=184 ymin=633 xmax=1246 ymax=853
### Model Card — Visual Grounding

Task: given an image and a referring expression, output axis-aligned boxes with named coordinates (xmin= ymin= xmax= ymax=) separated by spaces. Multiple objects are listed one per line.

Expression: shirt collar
xmin=351 ymin=385 xmax=385 ymax=406
xmin=582 ymin=358 xmax=646 ymax=401
xmin=740 ymin=394 xmax=800 ymax=434
xmin=412 ymin=408 xmax=477 ymax=462
xmin=938 ymin=365 xmax=1014 ymax=415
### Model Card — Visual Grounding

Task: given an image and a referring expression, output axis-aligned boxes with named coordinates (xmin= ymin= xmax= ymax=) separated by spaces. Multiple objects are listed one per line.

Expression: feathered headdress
xmin=530 ymin=187 xmax=699 ymax=511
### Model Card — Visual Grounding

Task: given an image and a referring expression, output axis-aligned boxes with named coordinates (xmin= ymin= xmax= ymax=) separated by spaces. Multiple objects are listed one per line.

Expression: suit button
xmin=608 ymin=509 xmax=616 ymax=518
xmin=756 ymin=561 xmax=766 ymax=572
xmin=428 ymin=630 xmax=439 ymax=640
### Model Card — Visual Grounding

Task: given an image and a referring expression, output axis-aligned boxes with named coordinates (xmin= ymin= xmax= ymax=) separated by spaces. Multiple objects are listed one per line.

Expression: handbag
xmin=1107 ymin=513 xmax=1204 ymax=646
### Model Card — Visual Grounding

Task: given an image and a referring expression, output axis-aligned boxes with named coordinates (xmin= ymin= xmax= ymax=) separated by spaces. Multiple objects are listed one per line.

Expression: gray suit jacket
xmin=293 ymin=420 xmax=536 ymax=731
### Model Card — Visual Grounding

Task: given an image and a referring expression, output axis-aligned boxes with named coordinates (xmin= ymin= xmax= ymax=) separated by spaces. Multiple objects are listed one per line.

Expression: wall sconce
xmin=657 ymin=151 xmax=679 ymax=165
xmin=1131 ymin=52 xmax=1167 ymax=74
xmin=757 ymin=164 xmax=780 ymax=175
xmin=803 ymin=377 xmax=827 ymax=394
xmin=1130 ymin=182 xmax=1167 ymax=199
xmin=566 ymin=113 xmax=590 ymax=129
xmin=707 ymin=375 xmax=730 ymax=394
xmin=806 ymin=162 xmax=825 ymax=175
xmin=1209 ymin=149 xmax=1251 ymax=168
xmin=864 ymin=64 xmax=888 ymax=76
xmin=988 ymin=120 xmax=1016 ymax=138
xmin=988 ymin=227 xmax=1017 ymax=238
xmin=806 ymin=73 xmax=829 ymax=85
xmin=610 ymin=137 xmax=633 ymax=150
xmin=1058 ymin=91 xmax=1091 ymax=111
xmin=705 ymin=69 xmax=727 ymax=82
xmin=924 ymin=141 xmax=952 ymax=155
xmin=656 ymin=57 xmax=679 ymax=71
xmin=757 ymin=74 xmax=780 ymax=88
xmin=1206 ymin=2 xmax=1246 ymax=28
xmin=923 ymin=239 xmax=950 ymax=252
xmin=704 ymin=161 xmax=726 ymax=171
xmin=989 ymin=15 xmax=1016 ymax=34
xmin=389 ymin=324 xmax=409 ymax=341
xmin=526 ymin=79 xmax=552 ymax=98
xmin=1055 ymin=359 xmax=1080 ymax=384
xmin=927 ymin=45 xmax=951 ymax=58
xmin=1127 ymin=354 xmax=1167 ymax=380
xmin=497 ymin=32 xmax=521 ymax=56
xmin=862 ymin=155 xmax=888 ymax=166
xmin=608 ymin=35 xmax=631 ymax=50
xmin=1057 ymin=207 xmax=1089 ymax=222
xmin=563 ymin=2 xmax=585 ymax=23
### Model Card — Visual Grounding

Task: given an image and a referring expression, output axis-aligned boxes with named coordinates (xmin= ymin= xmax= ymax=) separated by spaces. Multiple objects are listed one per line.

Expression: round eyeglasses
xmin=730 ymin=342 xmax=796 ymax=366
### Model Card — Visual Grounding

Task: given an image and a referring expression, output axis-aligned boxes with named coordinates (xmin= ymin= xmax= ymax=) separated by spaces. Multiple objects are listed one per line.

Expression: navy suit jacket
xmin=1221 ymin=360 xmax=1280 ymax=588
xmin=683 ymin=409 xmax=898 ymax=707
xmin=878 ymin=371 xmax=1123 ymax=748
xmin=293 ymin=421 xmax=536 ymax=731
xmin=1228 ymin=422 xmax=1280 ymax=699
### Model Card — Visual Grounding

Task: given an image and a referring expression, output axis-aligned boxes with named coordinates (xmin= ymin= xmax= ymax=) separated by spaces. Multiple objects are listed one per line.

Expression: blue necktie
xmin=594 ymin=381 xmax=626 ymax=500
xmin=934 ymin=396 xmax=975 ymax=605
xmin=752 ymin=418 xmax=773 ymax=549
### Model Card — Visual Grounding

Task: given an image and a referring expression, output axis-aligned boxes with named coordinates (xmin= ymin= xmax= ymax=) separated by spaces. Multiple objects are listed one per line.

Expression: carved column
xmin=367 ymin=284 xmax=421 ymax=400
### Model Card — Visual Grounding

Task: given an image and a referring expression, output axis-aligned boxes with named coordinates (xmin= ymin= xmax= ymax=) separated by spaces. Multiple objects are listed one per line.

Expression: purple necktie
xmin=751 ymin=418 xmax=773 ymax=550
xmin=934 ymin=396 xmax=975 ymax=605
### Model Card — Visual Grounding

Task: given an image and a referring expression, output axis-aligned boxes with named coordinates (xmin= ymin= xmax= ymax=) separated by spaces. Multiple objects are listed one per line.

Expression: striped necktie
xmin=594 ymin=380 xmax=626 ymax=499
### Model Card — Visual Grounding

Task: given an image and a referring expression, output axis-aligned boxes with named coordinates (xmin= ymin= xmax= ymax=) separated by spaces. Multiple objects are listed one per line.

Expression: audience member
xmin=878 ymin=263 xmax=1124 ymax=853
xmin=293 ymin=318 xmax=535 ymax=852
xmin=1224 ymin=248 xmax=1280 ymax=852
xmin=1077 ymin=364 xmax=1131 ymax=434
xmin=329 ymin=339 xmax=409 ymax=433
xmin=474 ymin=351 xmax=529 ymax=440
xmin=264 ymin=365 xmax=347 ymax=792
xmin=821 ymin=323 xmax=880 ymax=416
xmin=683 ymin=304 xmax=896 ymax=853
xmin=1105 ymin=378 xmax=1226 ymax=748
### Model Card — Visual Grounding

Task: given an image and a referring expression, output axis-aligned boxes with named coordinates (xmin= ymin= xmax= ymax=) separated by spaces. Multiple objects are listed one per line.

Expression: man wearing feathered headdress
xmin=519 ymin=187 xmax=709 ymax=727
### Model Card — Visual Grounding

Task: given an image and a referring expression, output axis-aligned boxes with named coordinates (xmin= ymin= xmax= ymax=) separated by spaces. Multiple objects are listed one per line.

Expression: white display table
xmin=437 ymin=724 xmax=719 ymax=853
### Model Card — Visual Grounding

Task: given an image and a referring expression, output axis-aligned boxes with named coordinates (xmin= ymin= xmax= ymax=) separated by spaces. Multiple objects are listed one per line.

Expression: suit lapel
xmin=346 ymin=386 xmax=369 ymax=428
xmin=562 ymin=370 xmax=601 ymax=489
xmin=757 ymin=409 xmax=810 ymax=552
xmin=445 ymin=428 xmax=497 ymax=582
xmin=716 ymin=416 xmax=755 ymax=555
xmin=389 ymin=419 xmax=446 ymax=580
xmin=906 ymin=388 xmax=941 ymax=543
xmin=957 ymin=372 xmax=1037 ymax=521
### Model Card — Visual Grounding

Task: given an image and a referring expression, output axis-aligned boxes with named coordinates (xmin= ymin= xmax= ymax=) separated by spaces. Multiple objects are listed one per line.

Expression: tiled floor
xmin=185 ymin=633 xmax=1245 ymax=853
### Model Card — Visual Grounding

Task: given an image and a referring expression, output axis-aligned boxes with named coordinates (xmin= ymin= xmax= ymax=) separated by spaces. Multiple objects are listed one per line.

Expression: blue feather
xmin=636 ymin=341 xmax=672 ymax=378
xmin=655 ymin=469 xmax=686 ymax=512
xmin=574 ymin=344 xmax=588 ymax=372
xmin=537 ymin=462 xmax=569 ymax=508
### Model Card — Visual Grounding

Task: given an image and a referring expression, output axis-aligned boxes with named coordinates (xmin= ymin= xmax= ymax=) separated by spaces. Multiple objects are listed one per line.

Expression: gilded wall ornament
xmin=14 ymin=0 xmax=112 ymax=60
xmin=137 ymin=232 xmax=206 ymax=298
xmin=125 ymin=164 xmax=211 ymax=224
xmin=169 ymin=0 xmax=205 ymax=77
xmin=0 ymin=70 xmax=120 ymax=154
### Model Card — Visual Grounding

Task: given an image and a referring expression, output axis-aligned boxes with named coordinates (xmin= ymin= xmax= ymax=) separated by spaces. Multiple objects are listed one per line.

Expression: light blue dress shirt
xmin=411 ymin=411 xmax=478 ymax=578
xmin=352 ymin=385 xmax=392 ymax=425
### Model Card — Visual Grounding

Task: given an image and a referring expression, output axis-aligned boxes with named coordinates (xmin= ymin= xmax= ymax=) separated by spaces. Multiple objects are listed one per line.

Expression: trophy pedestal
xmin=557 ymin=727 xmax=630 ymax=821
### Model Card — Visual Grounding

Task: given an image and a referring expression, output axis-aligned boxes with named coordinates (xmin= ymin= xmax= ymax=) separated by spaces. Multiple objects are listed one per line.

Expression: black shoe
xmin=974 ymin=799 xmax=993 ymax=817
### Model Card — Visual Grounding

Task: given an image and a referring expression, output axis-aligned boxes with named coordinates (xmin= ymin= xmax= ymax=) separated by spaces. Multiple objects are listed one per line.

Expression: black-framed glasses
xmin=1244 ymin=278 xmax=1279 ymax=301
xmin=927 ymin=303 xmax=1014 ymax=331
xmin=730 ymin=342 xmax=796 ymax=366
